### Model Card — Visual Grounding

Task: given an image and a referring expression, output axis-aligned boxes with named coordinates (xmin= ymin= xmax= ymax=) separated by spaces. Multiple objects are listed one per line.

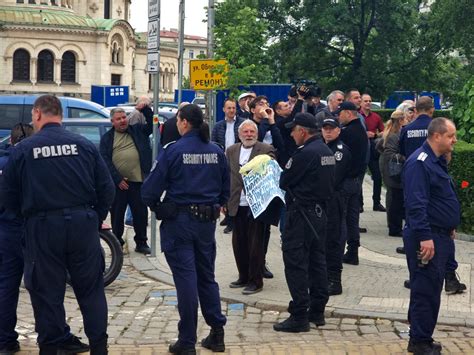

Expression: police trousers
xmin=24 ymin=208 xmax=107 ymax=346
xmin=325 ymin=192 xmax=345 ymax=277
xmin=404 ymin=229 xmax=452 ymax=343
xmin=161 ymin=212 xmax=226 ymax=348
xmin=342 ymin=177 xmax=363 ymax=250
xmin=281 ymin=206 xmax=328 ymax=319
xmin=0 ymin=223 xmax=23 ymax=348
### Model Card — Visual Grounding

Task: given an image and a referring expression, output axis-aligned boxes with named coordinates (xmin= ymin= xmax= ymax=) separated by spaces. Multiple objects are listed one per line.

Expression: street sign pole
xmin=148 ymin=0 xmax=161 ymax=257
xmin=207 ymin=0 xmax=215 ymax=130
xmin=177 ymin=0 xmax=185 ymax=105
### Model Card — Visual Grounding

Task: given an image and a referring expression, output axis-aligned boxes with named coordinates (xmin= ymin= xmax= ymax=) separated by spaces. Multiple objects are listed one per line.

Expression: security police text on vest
xmin=182 ymin=153 xmax=219 ymax=164
xmin=407 ymin=129 xmax=428 ymax=138
xmin=33 ymin=144 xmax=79 ymax=159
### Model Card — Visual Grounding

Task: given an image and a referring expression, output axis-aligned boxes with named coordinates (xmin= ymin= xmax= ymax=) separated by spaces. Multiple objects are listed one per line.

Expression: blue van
xmin=0 ymin=95 xmax=110 ymax=138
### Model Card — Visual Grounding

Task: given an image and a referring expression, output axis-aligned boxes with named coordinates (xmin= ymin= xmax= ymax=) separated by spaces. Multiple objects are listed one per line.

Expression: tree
xmin=267 ymin=0 xmax=443 ymax=98
xmin=213 ymin=0 xmax=274 ymax=96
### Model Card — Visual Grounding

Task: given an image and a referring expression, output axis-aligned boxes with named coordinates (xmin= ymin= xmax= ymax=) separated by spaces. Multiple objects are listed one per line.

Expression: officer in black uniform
xmin=273 ymin=113 xmax=335 ymax=333
xmin=2 ymin=95 xmax=115 ymax=355
xmin=320 ymin=115 xmax=352 ymax=296
xmin=141 ymin=104 xmax=229 ymax=355
xmin=0 ymin=123 xmax=33 ymax=355
xmin=403 ymin=118 xmax=459 ymax=355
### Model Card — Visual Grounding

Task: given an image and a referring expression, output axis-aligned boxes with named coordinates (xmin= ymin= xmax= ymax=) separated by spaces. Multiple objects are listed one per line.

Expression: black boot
xmin=407 ymin=339 xmax=442 ymax=353
xmin=273 ymin=316 xmax=310 ymax=333
xmin=90 ymin=338 xmax=108 ymax=355
xmin=0 ymin=341 xmax=20 ymax=355
xmin=308 ymin=312 xmax=325 ymax=326
xmin=343 ymin=248 xmax=359 ymax=265
xmin=410 ymin=341 xmax=441 ymax=355
xmin=39 ymin=345 xmax=57 ymax=355
xmin=201 ymin=327 xmax=225 ymax=352
xmin=57 ymin=335 xmax=90 ymax=354
xmin=445 ymin=271 xmax=466 ymax=294
xmin=328 ymin=272 xmax=343 ymax=296
xmin=168 ymin=340 xmax=196 ymax=354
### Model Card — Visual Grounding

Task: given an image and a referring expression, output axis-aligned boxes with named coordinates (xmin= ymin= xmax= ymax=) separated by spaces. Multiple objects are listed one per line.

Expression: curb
xmin=126 ymin=231 xmax=474 ymax=327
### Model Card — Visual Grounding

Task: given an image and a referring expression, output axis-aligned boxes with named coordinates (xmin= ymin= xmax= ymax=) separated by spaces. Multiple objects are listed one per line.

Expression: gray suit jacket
xmin=225 ymin=141 xmax=276 ymax=217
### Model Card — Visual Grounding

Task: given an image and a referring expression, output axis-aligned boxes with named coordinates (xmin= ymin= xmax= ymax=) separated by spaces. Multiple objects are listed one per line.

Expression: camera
xmin=293 ymin=79 xmax=321 ymax=99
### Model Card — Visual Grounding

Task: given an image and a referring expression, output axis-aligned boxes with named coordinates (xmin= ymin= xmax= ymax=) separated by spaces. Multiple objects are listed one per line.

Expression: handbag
xmin=388 ymin=154 xmax=403 ymax=178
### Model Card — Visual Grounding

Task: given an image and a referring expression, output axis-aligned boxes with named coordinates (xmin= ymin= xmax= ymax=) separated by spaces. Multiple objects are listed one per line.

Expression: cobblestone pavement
xmin=135 ymin=179 xmax=474 ymax=327
xmin=15 ymin=179 xmax=474 ymax=353
xmin=16 ymin=255 xmax=474 ymax=354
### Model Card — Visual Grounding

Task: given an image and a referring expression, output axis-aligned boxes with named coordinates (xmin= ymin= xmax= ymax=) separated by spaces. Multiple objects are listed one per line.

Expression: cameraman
xmin=294 ymin=83 xmax=326 ymax=115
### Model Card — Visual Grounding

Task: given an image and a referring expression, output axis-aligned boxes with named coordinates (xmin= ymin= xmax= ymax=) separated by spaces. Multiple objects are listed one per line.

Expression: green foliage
xmin=452 ymin=78 xmax=474 ymax=143
xmin=449 ymin=140 xmax=474 ymax=233
xmin=213 ymin=0 xmax=274 ymax=96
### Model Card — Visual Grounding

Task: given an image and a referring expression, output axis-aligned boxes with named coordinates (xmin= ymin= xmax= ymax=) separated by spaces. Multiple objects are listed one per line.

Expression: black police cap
xmin=285 ymin=112 xmax=320 ymax=130
xmin=322 ymin=118 xmax=340 ymax=128
xmin=334 ymin=101 xmax=358 ymax=114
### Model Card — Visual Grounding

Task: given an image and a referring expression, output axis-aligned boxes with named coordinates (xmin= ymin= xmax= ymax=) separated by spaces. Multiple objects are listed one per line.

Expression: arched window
xmin=61 ymin=51 xmax=76 ymax=83
xmin=110 ymin=34 xmax=124 ymax=64
xmin=168 ymin=69 xmax=174 ymax=92
xmin=13 ymin=49 xmax=30 ymax=81
xmin=37 ymin=50 xmax=54 ymax=82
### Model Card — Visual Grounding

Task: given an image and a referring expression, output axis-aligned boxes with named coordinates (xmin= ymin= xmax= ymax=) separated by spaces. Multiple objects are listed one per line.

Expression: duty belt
xmin=430 ymin=225 xmax=452 ymax=236
xmin=26 ymin=205 xmax=91 ymax=218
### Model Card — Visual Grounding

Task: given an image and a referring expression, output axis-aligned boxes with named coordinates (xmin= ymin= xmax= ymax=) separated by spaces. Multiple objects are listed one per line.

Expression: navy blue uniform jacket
xmin=2 ymin=123 xmax=115 ymax=222
xmin=100 ymin=106 xmax=153 ymax=185
xmin=141 ymin=129 xmax=230 ymax=207
xmin=399 ymin=114 xmax=431 ymax=159
xmin=280 ymin=135 xmax=335 ymax=206
xmin=402 ymin=141 xmax=460 ymax=242
xmin=0 ymin=146 xmax=22 ymax=226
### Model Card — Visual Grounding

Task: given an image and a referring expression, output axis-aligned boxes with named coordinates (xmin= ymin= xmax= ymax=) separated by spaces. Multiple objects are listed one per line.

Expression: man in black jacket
xmin=338 ymin=102 xmax=369 ymax=265
xmin=100 ymin=105 xmax=153 ymax=254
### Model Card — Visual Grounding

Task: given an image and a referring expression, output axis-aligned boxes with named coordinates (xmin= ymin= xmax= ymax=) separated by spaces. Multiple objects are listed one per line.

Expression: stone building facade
xmin=0 ymin=0 xmax=205 ymax=102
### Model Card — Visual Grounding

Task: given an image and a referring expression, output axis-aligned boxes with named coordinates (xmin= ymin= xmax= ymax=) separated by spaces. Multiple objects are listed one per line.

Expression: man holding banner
xmin=225 ymin=120 xmax=276 ymax=295
xmin=274 ymin=113 xmax=336 ymax=333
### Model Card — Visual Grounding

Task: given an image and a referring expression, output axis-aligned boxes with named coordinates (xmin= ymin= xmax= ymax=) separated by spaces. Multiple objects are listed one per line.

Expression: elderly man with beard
xmin=225 ymin=120 xmax=276 ymax=295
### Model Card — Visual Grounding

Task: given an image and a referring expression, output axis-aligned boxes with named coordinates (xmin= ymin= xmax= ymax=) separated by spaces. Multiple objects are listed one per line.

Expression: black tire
xmin=99 ymin=229 xmax=124 ymax=287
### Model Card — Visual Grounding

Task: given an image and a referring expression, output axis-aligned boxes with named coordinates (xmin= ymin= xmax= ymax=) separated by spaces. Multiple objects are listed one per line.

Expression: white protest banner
xmin=240 ymin=156 xmax=285 ymax=219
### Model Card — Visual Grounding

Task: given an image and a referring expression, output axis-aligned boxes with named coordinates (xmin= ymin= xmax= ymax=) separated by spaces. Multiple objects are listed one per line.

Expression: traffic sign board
xmin=148 ymin=51 xmax=159 ymax=73
xmin=189 ymin=59 xmax=228 ymax=90
xmin=148 ymin=0 xmax=159 ymax=18
xmin=147 ymin=19 xmax=159 ymax=50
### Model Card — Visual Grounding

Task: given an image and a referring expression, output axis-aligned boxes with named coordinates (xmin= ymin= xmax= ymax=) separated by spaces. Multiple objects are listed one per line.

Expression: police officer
xmin=403 ymin=118 xmax=459 ymax=355
xmin=141 ymin=104 xmax=229 ymax=355
xmin=273 ymin=113 xmax=335 ymax=332
xmin=0 ymin=123 xmax=33 ymax=354
xmin=399 ymin=97 xmax=465 ymax=294
xmin=2 ymin=95 xmax=115 ymax=355
xmin=320 ymin=114 xmax=352 ymax=296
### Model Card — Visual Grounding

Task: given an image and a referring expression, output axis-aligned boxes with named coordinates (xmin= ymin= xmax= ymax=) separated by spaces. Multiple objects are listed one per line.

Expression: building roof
xmin=160 ymin=28 xmax=207 ymax=41
xmin=0 ymin=6 xmax=122 ymax=30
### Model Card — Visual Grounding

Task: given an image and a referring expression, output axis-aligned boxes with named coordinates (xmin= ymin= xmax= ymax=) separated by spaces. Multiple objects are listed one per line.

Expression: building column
xmin=55 ymin=58 xmax=62 ymax=85
xmin=31 ymin=57 xmax=37 ymax=85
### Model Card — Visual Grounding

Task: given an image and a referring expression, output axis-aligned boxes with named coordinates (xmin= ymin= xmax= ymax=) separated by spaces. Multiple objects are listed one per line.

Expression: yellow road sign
xmin=189 ymin=59 xmax=228 ymax=90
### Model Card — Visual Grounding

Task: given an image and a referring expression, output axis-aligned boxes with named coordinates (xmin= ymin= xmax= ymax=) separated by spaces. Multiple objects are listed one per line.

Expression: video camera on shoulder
xmin=293 ymin=79 xmax=322 ymax=99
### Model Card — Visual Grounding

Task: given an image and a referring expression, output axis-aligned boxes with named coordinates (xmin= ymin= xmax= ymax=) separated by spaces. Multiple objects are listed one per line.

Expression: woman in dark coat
xmin=376 ymin=110 xmax=407 ymax=237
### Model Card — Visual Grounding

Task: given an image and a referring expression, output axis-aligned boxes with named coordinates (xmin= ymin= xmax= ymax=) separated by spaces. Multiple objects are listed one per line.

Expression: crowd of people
xmin=0 ymin=88 xmax=466 ymax=355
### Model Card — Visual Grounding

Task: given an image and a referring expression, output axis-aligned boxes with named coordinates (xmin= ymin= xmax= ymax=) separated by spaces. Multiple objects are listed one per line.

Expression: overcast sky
xmin=130 ymin=0 xmax=209 ymax=37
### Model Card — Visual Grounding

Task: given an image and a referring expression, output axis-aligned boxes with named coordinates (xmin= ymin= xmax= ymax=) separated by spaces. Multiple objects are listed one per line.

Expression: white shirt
xmin=239 ymin=146 xmax=253 ymax=206
xmin=263 ymin=130 xmax=273 ymax=145
xmin=225 ymin=117 xmax=236 ymax=150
